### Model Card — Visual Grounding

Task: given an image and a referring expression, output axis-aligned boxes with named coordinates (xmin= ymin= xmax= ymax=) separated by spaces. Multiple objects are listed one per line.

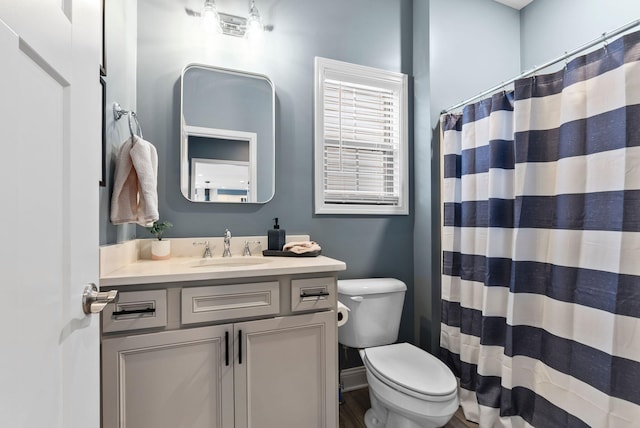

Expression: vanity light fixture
xmin=201 ymin=0 xmax=265 ymax=39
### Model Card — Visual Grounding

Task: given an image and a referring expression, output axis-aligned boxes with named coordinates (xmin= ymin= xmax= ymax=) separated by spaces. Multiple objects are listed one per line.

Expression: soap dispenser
xmin=268 ymin=218 xmax=286 ymax=251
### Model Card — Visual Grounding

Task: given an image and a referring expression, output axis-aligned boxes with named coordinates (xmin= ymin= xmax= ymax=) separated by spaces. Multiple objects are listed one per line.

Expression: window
xmin=314 ymin=57 xmax=408 ymax=215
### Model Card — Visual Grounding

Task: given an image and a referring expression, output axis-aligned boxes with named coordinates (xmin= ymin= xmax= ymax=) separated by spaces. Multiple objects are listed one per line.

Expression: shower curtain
xmin=440 ymin=30 xmax=640 ymax=427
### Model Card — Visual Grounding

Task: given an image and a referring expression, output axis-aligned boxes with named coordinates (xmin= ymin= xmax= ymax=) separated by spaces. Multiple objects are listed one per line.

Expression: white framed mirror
xmin=180 ymin=64 xmax=275 ymax=203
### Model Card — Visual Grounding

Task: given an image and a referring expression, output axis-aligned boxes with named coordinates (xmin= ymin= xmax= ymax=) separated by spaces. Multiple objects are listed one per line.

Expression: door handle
xmin=238 ymin=330 xmax=243 ymax=365
xmin=82 ymin=283 xmax=118 ymax=314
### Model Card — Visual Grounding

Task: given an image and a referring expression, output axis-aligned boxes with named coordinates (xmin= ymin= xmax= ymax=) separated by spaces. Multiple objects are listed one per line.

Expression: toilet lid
xmin=364 ymin=343 xmax=457 ymax=397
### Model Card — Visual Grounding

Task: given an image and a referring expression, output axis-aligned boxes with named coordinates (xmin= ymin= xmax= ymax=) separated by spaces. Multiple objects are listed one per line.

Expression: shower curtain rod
xmin=441 ymin=18 xmax=640 ymax=114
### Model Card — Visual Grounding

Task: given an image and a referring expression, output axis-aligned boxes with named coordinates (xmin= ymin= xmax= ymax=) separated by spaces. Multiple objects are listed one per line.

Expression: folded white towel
xmin=283 ymin=241 xmax=322 ymax=254
xmin=110 ymin=136 xmax=159 ymax=226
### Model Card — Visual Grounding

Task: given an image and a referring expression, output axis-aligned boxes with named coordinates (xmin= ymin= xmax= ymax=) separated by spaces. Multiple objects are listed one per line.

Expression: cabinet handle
xmin=238 ymin=330 xmax=243 ymax=365
xmin=300 ymin=290 xmax=330 ymax=298
xmin=225 ymin=331 xmax=229 ymax=366
xmin=112 ymin=307 xmax=156 ymax=316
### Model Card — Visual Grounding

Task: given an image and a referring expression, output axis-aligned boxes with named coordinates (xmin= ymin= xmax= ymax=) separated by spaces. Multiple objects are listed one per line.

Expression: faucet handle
xmin=193 ymin=240 xmax=212 ymax=258
xmin=243 ymin=240 xmax=261 ymax=256
xmin=225 ymin=228 xmax=231 ymax=239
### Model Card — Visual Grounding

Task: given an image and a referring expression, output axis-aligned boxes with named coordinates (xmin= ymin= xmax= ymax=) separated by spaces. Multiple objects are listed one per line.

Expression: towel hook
xmin=113 ymin=102 xmax=128 ymax=121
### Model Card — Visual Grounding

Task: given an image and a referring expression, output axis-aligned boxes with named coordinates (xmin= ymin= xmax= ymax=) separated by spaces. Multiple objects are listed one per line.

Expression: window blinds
xmin=321 ymin=78 xmax=402 ymax=205
xmin=314 ymin=57 xmax=408 ymax=215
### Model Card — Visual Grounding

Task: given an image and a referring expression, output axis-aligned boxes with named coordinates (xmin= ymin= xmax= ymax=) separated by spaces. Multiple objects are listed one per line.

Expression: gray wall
xmin=413 ymin=0 xmax=521 ymax=352
xmin=521 ymin=0 xmax=640 ymax=71
xmin=131 ymin=0 xmax=415 ymax=362
xmin=188 ymin=137 xmax=249 ymax=163
xmin=100 ymin=0 xmax=138 ymax=244
xmin=412 ymin=0 xmax=432 ymax=352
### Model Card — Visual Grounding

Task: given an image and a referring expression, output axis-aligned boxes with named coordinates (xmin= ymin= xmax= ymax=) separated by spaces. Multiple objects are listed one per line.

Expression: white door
xmin=0 ymin=1 xmax=101 ymax=427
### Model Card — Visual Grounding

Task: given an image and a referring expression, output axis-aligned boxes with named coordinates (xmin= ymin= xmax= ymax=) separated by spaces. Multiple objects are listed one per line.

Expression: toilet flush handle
xmin=350 ymin=296 xmax=363 ymax=303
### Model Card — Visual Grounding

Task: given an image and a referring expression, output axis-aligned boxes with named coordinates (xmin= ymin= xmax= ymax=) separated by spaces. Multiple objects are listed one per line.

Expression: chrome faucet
xmin=193 ymin=241 xmax=212 ymax=258
xmin=223 ymin=229 xmax=232 ymax=257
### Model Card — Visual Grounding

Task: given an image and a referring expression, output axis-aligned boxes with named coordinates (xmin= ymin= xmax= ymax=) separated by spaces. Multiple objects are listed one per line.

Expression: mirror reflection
xmin=180 ymin=64 xmax=275 ymax=203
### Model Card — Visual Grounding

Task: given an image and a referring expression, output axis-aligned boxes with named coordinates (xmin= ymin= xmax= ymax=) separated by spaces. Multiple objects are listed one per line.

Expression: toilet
xmin=338 ymin=278 xmax=459 ymax=428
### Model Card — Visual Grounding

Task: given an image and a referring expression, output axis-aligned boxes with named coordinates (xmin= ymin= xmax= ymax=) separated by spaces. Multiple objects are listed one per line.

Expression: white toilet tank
xmin=338 ymin=278 xmax=407 ymax=348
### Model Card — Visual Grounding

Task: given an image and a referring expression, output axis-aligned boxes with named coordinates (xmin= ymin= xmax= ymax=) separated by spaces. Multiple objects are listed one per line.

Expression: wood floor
xmin=339 ymin=387 xmax=479 ymax=428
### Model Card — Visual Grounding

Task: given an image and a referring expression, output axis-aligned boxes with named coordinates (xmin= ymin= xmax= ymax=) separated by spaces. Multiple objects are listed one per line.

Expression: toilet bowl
xmin=359 ymin=344 xmax=458 ymax=428
xmin=338 ymin=279 xmax=458 ymax=428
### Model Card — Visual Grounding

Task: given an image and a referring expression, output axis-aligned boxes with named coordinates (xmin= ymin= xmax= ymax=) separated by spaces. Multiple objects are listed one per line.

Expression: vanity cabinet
xmin=234 ymin=311 xmax=335 ymax=428
xmin=101 ymin=276 xmax=338 ymax=428
xmin=102 ymin=325 xmax=233 ymax=428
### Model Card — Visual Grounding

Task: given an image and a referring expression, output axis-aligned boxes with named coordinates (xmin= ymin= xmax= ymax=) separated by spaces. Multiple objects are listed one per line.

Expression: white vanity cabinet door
xmin=102 ymin=325 xmax=234 ymax=428
xmin=234 ymin=310 xmax=338 ymax=428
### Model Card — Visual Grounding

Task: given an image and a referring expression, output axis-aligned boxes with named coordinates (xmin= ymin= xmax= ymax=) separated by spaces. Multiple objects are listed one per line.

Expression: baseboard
xmin=340 ymin=366 xmax=368 ymax=392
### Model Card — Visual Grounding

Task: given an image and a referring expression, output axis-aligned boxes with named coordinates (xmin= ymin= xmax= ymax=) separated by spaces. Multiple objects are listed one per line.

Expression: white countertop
xmin=100 ymin=255 xmax=347 ymax=287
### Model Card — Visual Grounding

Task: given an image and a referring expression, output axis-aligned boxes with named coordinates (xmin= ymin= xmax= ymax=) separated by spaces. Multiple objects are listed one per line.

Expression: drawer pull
xmin=300 ymin=290 xmax=330 ymax=299
xmin=112 ymin=307 xmax=156 ymax=316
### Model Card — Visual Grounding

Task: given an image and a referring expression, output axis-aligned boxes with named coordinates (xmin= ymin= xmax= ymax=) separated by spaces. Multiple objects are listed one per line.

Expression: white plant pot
xmin=151 ymin=240 xmax=171 ymax=260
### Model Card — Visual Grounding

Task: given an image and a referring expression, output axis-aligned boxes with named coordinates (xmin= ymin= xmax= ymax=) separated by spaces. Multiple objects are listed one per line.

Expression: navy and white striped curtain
xmin=440 ymin=30 xmax=640 ymax=427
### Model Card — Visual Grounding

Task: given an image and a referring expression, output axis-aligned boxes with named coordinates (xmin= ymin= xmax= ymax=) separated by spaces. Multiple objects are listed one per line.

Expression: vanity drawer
xmin=291 ymin=277 xmax=335 ymax=313
xmin=102 ymin=290 xmax=167 ymax=333
xmin=181 ymin=281 xmax=280 ymax=324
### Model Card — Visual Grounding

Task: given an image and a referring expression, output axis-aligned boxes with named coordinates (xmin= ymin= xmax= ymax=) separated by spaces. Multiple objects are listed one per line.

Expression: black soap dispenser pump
xmin=268 ymin=218 xmax=286 ymax=251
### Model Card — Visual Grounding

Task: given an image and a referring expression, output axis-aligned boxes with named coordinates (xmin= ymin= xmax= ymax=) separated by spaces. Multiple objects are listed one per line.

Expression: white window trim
xmin=314 ymin=57 xmax=408 ymax=215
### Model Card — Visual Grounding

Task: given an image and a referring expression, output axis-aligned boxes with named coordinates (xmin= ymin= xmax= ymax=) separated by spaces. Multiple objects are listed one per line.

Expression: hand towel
xmin=110 ymin=137 xmax=137 ymax=225
xmin=130 ymin=137 xmax=159 ymax=226
xmin=282 ymin=241 xmax=322 ymax=254
xmin=110 ymin=136 xmax=159 ymax=226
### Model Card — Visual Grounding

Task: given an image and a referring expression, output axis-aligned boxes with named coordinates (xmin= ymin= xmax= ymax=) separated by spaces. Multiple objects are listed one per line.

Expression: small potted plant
xmin=146 ymin=220 xmax=173 ymax=260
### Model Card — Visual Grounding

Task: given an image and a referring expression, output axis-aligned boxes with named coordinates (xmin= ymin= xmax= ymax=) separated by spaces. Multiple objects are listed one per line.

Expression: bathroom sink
xmin=187 ymin=257 xmax=273 ymax=268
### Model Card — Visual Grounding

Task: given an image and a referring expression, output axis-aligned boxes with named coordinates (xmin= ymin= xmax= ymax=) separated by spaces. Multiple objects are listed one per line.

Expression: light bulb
xmin=246 ymin=0 xmax=263 ymax=41
xmin=202 ymin=0 xmax=220 ymax=33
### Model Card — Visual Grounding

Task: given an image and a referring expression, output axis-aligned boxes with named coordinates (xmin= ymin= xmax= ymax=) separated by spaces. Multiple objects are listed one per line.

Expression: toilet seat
xmin=363 ymin=343 xmax=457 ymax=402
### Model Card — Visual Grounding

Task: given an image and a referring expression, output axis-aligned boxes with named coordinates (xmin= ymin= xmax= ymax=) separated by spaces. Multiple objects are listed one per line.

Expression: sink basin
xmin=187 ymin=257 xmax=273 ymax=268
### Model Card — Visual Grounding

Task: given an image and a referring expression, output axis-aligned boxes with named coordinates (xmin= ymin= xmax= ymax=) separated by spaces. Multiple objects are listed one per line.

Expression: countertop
xmin=100 ymin=255 xmax=347 ymax=287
